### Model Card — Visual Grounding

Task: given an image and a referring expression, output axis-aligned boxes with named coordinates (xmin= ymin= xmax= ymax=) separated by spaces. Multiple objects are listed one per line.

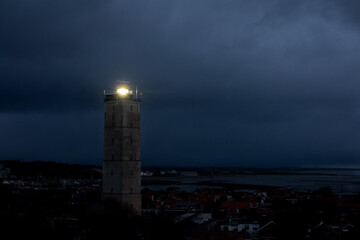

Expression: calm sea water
xmin=143 ymin=169 xmax=360 ymax=195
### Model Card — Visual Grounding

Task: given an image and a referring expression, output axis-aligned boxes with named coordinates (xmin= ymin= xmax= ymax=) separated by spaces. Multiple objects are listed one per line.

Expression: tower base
xmin=102 ymin=193 xmax=141 ymax=216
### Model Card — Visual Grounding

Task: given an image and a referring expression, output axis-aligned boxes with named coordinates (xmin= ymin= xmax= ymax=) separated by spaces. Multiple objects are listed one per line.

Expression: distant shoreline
xmin=142 ymin=178 xmax=281 ymax=191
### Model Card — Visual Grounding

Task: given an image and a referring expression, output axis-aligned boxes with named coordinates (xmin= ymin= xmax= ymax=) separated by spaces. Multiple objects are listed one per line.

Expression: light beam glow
xmin=117 ymin=87 xmax=129 ymax=95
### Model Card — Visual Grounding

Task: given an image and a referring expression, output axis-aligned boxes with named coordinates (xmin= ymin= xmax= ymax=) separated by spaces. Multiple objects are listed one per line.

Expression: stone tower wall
xmin=103 ymin=97 xmax=141 ymax=214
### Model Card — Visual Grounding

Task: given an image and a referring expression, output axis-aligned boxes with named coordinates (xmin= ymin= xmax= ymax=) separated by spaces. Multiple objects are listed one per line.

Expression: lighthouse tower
xmin=102 ymin=82 xmax=141 ymax=214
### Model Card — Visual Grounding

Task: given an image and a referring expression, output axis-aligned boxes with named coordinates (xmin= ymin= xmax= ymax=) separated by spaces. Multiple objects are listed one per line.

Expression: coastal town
xmin=1 ymin=161 xmax=360 ymax=239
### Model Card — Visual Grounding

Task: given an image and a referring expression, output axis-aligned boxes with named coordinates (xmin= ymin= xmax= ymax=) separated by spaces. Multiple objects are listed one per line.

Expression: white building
xmin=221 ymin=221 xmax=259 ymax=235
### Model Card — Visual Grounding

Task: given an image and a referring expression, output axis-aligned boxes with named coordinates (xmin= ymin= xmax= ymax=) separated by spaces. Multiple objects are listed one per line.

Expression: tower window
xmin=130 ymin=154 xmax=133 ymax=160
xmin=131 ymin=138 xmax=133 ymax=144
xmin=131 ymin=187 xmax=133 ymax=193
xmin=130 ymin=123 xmax=133 ymax=128
xmin=131 ymin=105 xmax=133 ymax=111
xmin=112 ymin=138 xmax=114 ymax=144
xmin=131 ymin=170 xmax=133 ymax=175
xmin=112 ymin=155 xmax=114 ymax=160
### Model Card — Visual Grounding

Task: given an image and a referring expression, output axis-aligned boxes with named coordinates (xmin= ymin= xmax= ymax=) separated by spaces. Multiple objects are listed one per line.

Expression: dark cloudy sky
xmin=1 ymin=0 xmax=360 ymax=167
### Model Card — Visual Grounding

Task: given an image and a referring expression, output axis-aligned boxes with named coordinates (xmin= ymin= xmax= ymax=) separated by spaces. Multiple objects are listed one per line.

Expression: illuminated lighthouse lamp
xmin=116 ymin=86 xmax=130 ymax=95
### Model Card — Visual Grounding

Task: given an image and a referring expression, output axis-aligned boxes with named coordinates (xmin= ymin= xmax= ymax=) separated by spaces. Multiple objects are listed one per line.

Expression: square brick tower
xmin=102 ymin=82 xmax=141 ymax=214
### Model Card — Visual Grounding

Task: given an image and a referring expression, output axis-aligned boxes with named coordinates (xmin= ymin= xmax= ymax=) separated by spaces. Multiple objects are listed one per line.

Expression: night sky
xmin=2 ymin=1 xmax=360 ymax=168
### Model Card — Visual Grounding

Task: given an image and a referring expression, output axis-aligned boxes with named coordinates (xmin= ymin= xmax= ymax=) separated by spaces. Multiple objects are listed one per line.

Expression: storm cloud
xmin=1 ymin=0 xmax=360 ymax=167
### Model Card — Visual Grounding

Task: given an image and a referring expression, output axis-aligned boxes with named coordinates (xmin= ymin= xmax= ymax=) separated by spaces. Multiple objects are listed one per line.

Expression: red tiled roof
xmin=221 ymin=201 xmax=249 ymax=210
xmin=163 ymin=198 xmax=177 ymax=206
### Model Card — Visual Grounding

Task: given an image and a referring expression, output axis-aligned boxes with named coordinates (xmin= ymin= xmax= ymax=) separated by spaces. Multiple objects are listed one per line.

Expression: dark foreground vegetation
xmin=0 ymin=183 xmax=186 ymax=240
